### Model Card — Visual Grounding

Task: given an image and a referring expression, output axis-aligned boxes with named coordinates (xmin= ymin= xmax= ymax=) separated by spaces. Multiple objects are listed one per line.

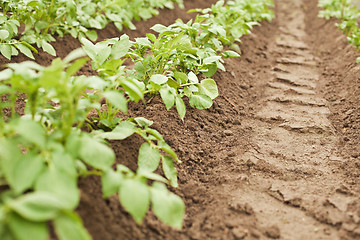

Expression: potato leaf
xmin=8 ymin=213 xmax=48 ymax=240
xmin=99 ymin=121 xmax=136 ymax=140
xmin=54 ymin=212 xmax=91 ymax=240
xmin=198 ymin=79 xmax=218 ymax=99
xmin=175 ymin=96 xmax=186 ymax=120
xmin=9 ymin=192 xmax=64 ymax=221
xmin=119 ymin=178 xmax=150 ymax=224
xmin=189 ymin=93 xmax=213 ymax=110
xmin=162 ymin=156 xmax=178 ymax=188
xmin=102 ymin=91 xmax=128 ymax=113
xmin=78 ymin=135 xmax=115 ymax=171
xmin=151 ymin=182 xmax=184 ymax=229
xmin=138 ymin=142 xmax=161 ymax=172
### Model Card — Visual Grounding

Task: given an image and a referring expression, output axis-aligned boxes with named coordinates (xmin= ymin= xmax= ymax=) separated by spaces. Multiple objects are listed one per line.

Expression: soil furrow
xmin=229 ymin=0 xmax=360 ymax=239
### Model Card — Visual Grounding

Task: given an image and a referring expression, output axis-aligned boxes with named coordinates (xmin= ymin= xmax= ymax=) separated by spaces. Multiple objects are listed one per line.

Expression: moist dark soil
xmin=1 ymin=0 xmax=360 ymax=239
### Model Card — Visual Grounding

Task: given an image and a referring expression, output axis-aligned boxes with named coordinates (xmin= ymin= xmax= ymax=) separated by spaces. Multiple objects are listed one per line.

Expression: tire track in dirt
xmin=225 ymin=0 xmax=360 ymax=239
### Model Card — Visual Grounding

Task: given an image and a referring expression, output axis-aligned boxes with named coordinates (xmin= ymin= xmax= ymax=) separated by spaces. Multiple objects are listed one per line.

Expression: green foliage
xmin=0 ymin=0 xmax=184 ymax=59
xmin=0 ymin=50 xmax=182 ymax=239
xmin=82 ymin=0 xmax=273 ymax=120
xmin=318 ymin=0 xmax=360 ymax=60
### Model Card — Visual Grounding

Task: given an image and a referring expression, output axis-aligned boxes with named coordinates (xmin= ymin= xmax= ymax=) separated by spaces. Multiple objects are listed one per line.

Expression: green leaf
xmin=78 ymin=135 xmax=115 ymax=171
xmin=103 ymin=91 xmax=128 ymax=113
xmin=9 ymin=192 xmax=64 ymax=221
xmin=80 ymin=38 xmax=96 ymax=60
xmin=64 ymin=48 xmax=87 ymax=63
xmin=203 ymin=56 xmax=221 ymax=65
xmin=54 ymin=212 xmax=91 ymax=240
xmin=134 ymin=62 xmax=145 ymax=77
xmin=198 ymin=79 xmax=218 ymax=99
xmin=135 ymin=37 xmax=151 ymax=47
xmin=150 ymin=24 xmax=168 ymax=33
xmin=189 ymin=94 xmax=212 ymax=110
xmin=0 ymin=139 xmax=21 ymax=191
xmin=0 ymin=44 xmax=12 ymax=60
xmin=111 ymin=34 xmax=130 ymax=59
xmin=100 ymin=121 xmax=136 ymax=140
xmin=89 ymin=19 xmax=102 ymax=29
xmin=16 ymin=43 xmax=35 ymax=59
xmin=158 ymin=140 xmax=179 ymax=163
xmin=134 ymin=117 xmax=153 ymax=128
xmin=0 ymin=30 xmax=9 ymax=40
xmin=222 ymin=50 xmax=240 ymax=58
xmin=85 ymin=30 xmax=98 ymax=42
xmin=174 ymin=72 xmax=188 ymax=84
xmin=21 ymin=41 xmax=38 ymax=53
xmin=14 ymin=118 xmax=46 ymax=148
xmin=138 ymin=142 xmax=161 ymax=172
xmin=12 ymin=154 xmax=45 ymax=194
xmin=203 ymin=63 xmax=217 ymax=77
xmin=121 ymin=78 xmax=144 ymax=102
xmin=162 ymin=156 xmax=178 ymax=188
xmin=95 ymin=46 xmax=111 ymax=64
xmin=146 ymin=33 xmax=156 ymax=42
xmin=159 ymin=87 xmax=175 ymax=110
xmin=119 ymin=178 xmax=150 ymax=224
xmin=101 ymin=169 xmax=122 ymax=198
xmin=65 ymin=132 xmax=82 ymax=159
xmin=41 ymin=40 xmax=56 ymax=56
xmin=356 ymin=56 xmax=360 ymax=63
xmin=151 ymin=182 xmax=185 ymax=229
xmin=35 ymin=164 xmax=79 ymax=210
xmin=0 ymin=68 xmax=13 ymax=81
xmin=138 ymin=171 xmax=167 ymax=183
xmin=146 ymin=128 xmax=163 ymax=140
xmin=187 ymin=72 xmax=198 ymax=83
xmin=175 ymin=96 xmax=186 ymax=120
xmin=52 ymin=151 xmax=77 ymax=178
xmin=66 ymin=57 xmax=89 ymax=77
xmin=150 ymin=74 xmax=168 ymax=85
xmin=8 ymin=213 xmax=48 ymax=240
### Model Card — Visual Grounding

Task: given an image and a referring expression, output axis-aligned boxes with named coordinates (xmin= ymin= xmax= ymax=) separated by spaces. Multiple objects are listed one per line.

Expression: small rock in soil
xmin=250 ymin=229 xmax=261 ymax=239
xmin=229 ymin=202 xmax=254 ymax=215
xmin=224 ymin=130 xmax=234 ymax=136
xmin=247 ymin=156 xmax=259 ymax=166
xmin=264 ymin=225 xmax=281 ymax=239
xmin=233 ymin=119 xmax=241 ymax=125
xmin=232 ymin=227 xmax=249 ymax=240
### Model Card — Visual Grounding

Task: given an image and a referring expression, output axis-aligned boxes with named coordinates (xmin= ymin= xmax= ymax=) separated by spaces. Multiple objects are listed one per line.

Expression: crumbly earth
xmin=1 ymin=0 xmax=360 ymax=239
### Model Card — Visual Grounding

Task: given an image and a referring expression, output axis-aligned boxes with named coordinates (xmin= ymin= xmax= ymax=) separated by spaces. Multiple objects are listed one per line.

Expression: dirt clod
xmin=232 ymin=227 xmax=249 ymax=239
xmin=264 ymin=225 xmax=281 ymax=239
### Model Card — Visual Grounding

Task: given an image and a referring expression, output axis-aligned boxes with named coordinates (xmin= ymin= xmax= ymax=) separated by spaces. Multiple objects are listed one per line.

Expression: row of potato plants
xmin=318 ymin=0 xmax=360 ymax=62
xmin=0 ymin=0 xmax=184 ymax=60
xmin=0 ymin=0 xmax=274 ymax=239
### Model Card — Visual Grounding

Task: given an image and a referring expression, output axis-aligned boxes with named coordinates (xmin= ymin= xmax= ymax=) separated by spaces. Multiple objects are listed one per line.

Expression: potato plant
xmin=82 ymin=0 xmax=274 ymax=120
xmin=0 ymin=0 xmax=184 ymax=60
xmin=318 ymin=0 xmax=360 ymax=62
xmin=0 ymin=51 xmax=183 ymax=240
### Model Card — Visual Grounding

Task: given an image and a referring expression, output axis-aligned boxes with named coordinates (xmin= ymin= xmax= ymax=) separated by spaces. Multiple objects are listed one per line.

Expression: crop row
xmin=0 ymin=0 xmax=274 ymax=239
xmin=318 ymin=0 xmax=360 ymax=62
xmin=0 ymin=0 xmax=183 ymax=60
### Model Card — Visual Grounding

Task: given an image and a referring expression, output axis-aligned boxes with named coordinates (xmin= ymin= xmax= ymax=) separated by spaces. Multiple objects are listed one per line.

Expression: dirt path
xmin=221 ymin=0 xmax=360 ymax=239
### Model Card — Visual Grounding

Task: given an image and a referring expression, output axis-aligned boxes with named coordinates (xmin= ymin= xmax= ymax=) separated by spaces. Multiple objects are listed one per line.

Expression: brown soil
xmin=2 ymin=0 xmax=360 ymax=239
